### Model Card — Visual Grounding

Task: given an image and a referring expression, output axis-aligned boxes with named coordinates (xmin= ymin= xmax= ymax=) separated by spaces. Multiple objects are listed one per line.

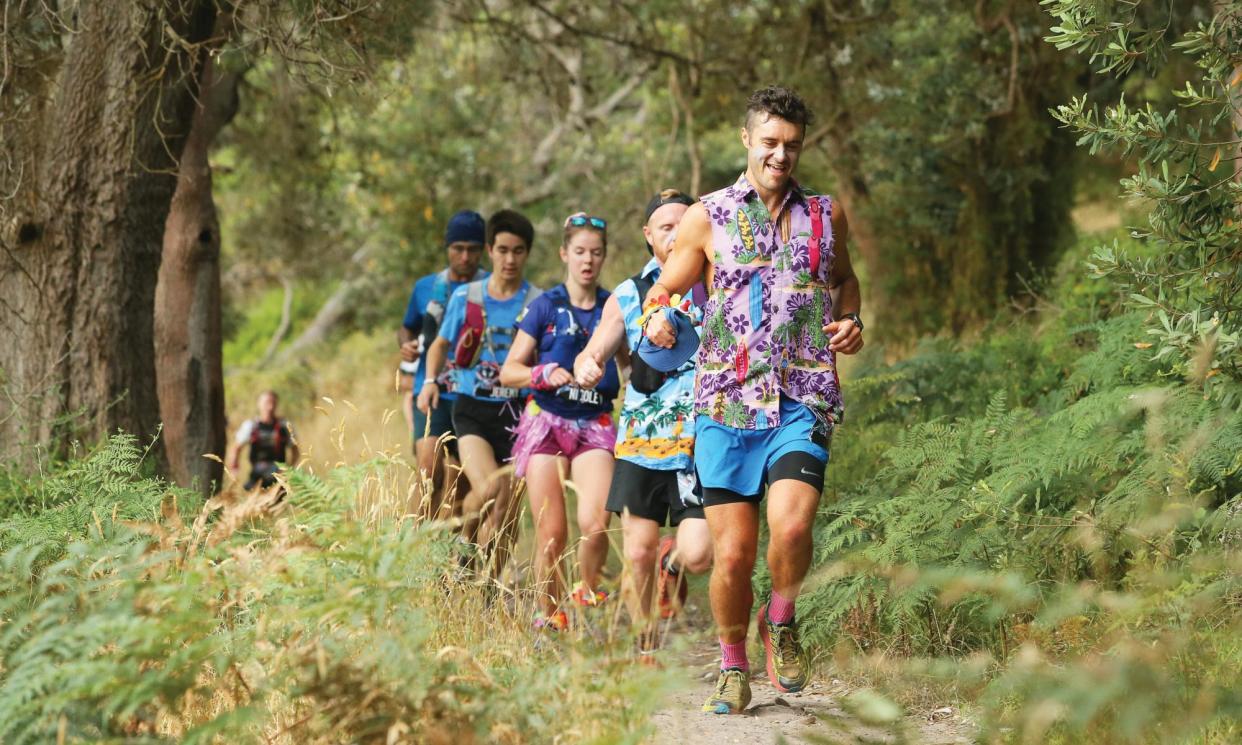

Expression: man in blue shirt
xmin=398 ymin=210 xmax=487 ymax=519
xmin=419 ymin=210 xmax=539 ymax=577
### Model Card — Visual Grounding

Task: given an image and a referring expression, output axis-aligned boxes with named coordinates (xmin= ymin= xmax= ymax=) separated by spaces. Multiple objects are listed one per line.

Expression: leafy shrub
xmin=0 ymin=440 xmax=661 ymax=744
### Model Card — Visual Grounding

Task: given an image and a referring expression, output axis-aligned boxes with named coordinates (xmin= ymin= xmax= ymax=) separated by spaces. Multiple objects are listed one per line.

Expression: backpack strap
xmin=466 ymin=278 xmax=486 ymax=306
xmin=455 ymin=279 xmax=489 ymax=366
xmin=521 ymin=284 xmax=542 ymax=310
xmin=628 ymin=272 xmax=655 ymax=349
xmin=624 ymin=272 xmax=669 ymax=395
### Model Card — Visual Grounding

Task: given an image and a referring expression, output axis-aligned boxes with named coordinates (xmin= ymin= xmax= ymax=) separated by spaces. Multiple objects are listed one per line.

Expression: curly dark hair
xmin=744 ymin=85 xmax=813 ymax=131
xmin=487 ymin=209 xmax=535 ymax=249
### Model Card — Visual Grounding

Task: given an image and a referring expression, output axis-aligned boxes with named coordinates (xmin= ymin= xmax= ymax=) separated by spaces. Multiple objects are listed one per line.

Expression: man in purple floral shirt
xmin=644 ymin=86 xmax=864 ymax=714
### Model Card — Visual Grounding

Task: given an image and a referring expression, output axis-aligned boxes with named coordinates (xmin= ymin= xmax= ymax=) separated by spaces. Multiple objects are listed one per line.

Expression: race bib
xmin=555 ymin=385 xmax=603 ymax=407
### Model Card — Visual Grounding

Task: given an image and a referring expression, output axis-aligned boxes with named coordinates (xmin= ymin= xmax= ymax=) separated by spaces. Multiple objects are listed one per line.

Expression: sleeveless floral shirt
xmin=695 ymin=173 xmax=844 ymax=430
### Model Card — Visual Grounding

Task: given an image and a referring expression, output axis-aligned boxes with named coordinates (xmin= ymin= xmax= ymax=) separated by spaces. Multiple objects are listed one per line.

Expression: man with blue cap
xmin=574 ymin=189 xmax=712 ymax=660
xmin=397 ymin=209 xmax=488 ymax=519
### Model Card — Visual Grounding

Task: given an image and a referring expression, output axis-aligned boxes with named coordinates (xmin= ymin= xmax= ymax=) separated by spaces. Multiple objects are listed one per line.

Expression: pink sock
xmin=720 ymin=639 xmax=749 ymax=671
xmin=767 ymin=590 xmax=795 ymax=625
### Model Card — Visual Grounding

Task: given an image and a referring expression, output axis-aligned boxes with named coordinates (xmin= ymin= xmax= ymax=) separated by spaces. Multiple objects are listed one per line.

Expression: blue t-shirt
xmin=516 ymin=284 xmax=619 ymax=419
xmin=401 ymin=268 xmax=487 ymax=394
xmin=438 ymin=281 xmax=538 ymax=402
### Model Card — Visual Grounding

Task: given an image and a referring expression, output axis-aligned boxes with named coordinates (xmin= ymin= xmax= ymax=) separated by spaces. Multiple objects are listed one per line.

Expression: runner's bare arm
xmin=225 ymin=441 xmax=242 ymax=473
xmin=647 ymin=202 xmax=711 ymax=300
xmin=417 ymin=336 xmax=451 ymax=413
xmin=500 ymin=330 xmax=537 ymax=388
xmin=614 ymin=342 xmax=631 ymax=377
xmin=504 ymin=329 xmax=573 ymax=389
xmin=824 ymin=206 xmax=864 ymax=354
xmin=574 ymin=295 xmax=626 ymax=388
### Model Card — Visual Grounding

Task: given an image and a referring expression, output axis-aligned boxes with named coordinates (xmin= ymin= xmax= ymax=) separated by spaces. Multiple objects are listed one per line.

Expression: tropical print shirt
xmin=614 ymin=258 xmax=702 ymax=470
xmin=695 ymin=173 xmax=844 ymax=430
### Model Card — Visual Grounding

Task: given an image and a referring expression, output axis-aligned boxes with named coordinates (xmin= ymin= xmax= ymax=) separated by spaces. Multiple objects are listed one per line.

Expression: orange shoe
xmin=571 ymin=582 xmax=610 ymax=607
xmin=656 ymin=536 xmax=687 ymax=619
xmin=533 ymin=610 xmax=569 ymax=632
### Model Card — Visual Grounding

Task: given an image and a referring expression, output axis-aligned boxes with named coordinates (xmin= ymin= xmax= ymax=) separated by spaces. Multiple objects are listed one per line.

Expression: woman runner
xmin=500 ymin=212 xmax=624 ymax=632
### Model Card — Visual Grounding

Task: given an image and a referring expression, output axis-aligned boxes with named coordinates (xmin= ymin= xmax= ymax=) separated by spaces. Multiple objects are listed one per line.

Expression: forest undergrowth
xmin=0 ymin=430 xmax=666 ymax=744
xmin=2 ymin=224 xmax=1238 ymax=745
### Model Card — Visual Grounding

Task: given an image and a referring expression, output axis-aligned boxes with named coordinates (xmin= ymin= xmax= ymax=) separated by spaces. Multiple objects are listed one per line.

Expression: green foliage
xmin=215 ymin=0 xmax=1089 ymax=355
xmin=1047 ymin=0 xmax=1241 ymax=388
xmin=795 ymin=2 xmax=1242 ymax=738
xmin=0 ymin=439 xmax=662 ymax=744
xmin=803 ymin=224 xmax=1242 ymax=740
xmin=0 ymin=435 xmax=192 ymax=567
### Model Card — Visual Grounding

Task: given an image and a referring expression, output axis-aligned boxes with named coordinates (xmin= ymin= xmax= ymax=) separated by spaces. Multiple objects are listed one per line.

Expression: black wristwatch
xmin=842 ymin=313 xmax=864 ymax=331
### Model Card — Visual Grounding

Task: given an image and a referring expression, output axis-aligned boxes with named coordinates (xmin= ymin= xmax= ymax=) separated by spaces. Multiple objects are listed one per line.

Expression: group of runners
xmin=394 ymin=85 xmax=865 ymax=715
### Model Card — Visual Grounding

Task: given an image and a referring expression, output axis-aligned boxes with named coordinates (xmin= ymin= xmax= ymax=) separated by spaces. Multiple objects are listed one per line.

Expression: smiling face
xmin=741 ymin=113 xmax=804 ymax=194
xmin=560 ymin=229 xmax=606 ymax=289
xmin=643 ymin=202 xmax=689 ymax=266
xmin=488 ymin=231 xmax=529 ymax=282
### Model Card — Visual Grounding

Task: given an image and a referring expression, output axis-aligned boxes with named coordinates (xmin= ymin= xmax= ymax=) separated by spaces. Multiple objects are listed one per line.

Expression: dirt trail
xmin=649 ymin=616 xmax=972 ymax=744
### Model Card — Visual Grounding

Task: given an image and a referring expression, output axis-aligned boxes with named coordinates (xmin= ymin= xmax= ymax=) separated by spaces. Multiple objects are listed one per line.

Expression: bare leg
xmin=414 ymin=436 xmax=445 ymax=519
xmin=765 ymin=479 xmax=821 ymax=603
xmin=620 ymin=512 xmax=661 ymax=635
xmin=526 ymin=453 xmax=569 ymax=616
xmin=673 ymin=516 xmax=713 ymax=574
xmin=401 ymin=389 xmax=415 ymax=436
xmin=481 ymin=471 xmax=520 ymax=579
xmin=570 ymin=448 xmax=614 ymax=591
xmin=456 ymin=434 xmax=501 ymax=544
xmin=705 ymin=501 xmax=761 ymax=644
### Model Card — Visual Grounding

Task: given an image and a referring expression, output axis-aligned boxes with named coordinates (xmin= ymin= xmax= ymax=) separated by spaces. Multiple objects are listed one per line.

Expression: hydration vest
xmin=627 ymin=272 xmax=668 ymax=395
xmin=248 ymin=418 xmax=291 ymax=465
xmin=536 ymin=284 xmax=619 ymax=410
xmin=418 ymin=269 xmax=453 ymax=351
xmin=453 ymin=280 xmax=541 ymax=369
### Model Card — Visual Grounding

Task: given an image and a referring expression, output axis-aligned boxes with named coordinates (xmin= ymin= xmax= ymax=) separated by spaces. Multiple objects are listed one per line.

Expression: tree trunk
xmin=155 ymin=55 xmax=241 ymax=494
xmin=0 ymin=3 xmax=215 ymax=461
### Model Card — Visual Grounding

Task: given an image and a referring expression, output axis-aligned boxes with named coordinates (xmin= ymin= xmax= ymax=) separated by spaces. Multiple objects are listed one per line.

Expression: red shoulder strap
xmin=808 ymin=197 xmax=824 ymax=279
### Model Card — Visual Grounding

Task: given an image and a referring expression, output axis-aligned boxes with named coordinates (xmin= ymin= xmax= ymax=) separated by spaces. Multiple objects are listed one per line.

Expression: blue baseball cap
xmin=637 ymin=309 xmax=700 ymax=372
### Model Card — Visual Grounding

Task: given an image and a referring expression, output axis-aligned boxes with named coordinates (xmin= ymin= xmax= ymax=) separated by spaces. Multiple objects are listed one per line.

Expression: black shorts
xmin=451 ymin=395 xmax=521 ymax=463
xmin=605 ymin=459 xmax=705 ymax=526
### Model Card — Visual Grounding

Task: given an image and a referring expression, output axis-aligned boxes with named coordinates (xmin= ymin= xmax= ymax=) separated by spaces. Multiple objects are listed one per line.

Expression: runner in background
xmin=226 ymin=390 xmax=299 ymax=490
xmin=420 ymin=210 xmax=540 ymax=579
xmin=397 ymin=210 xmax=488 ymax=519
xmin=500 ymin=212 xmax=623 ymax=632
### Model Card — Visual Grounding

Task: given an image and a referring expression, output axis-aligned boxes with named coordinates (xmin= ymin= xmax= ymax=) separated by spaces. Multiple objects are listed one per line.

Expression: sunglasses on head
xmin=566 ymin=214 xmax=607 ymax=230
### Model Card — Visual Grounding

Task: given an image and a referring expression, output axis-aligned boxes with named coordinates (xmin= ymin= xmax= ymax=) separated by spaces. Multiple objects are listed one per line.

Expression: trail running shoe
xmin=701 ymin=667 xmax=751 ymax=715
xmin=656 ymin=536 xmax=688 ymax=619
xmin=635 ymin=629 xmax=661 ymax=667
xmin=757 ymin=602 xmax=808 ymax=693
xmin=571 ymin=583 xmax=610 ymax=607
xmin=532 ymin=610 xmax=569 ymax=632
